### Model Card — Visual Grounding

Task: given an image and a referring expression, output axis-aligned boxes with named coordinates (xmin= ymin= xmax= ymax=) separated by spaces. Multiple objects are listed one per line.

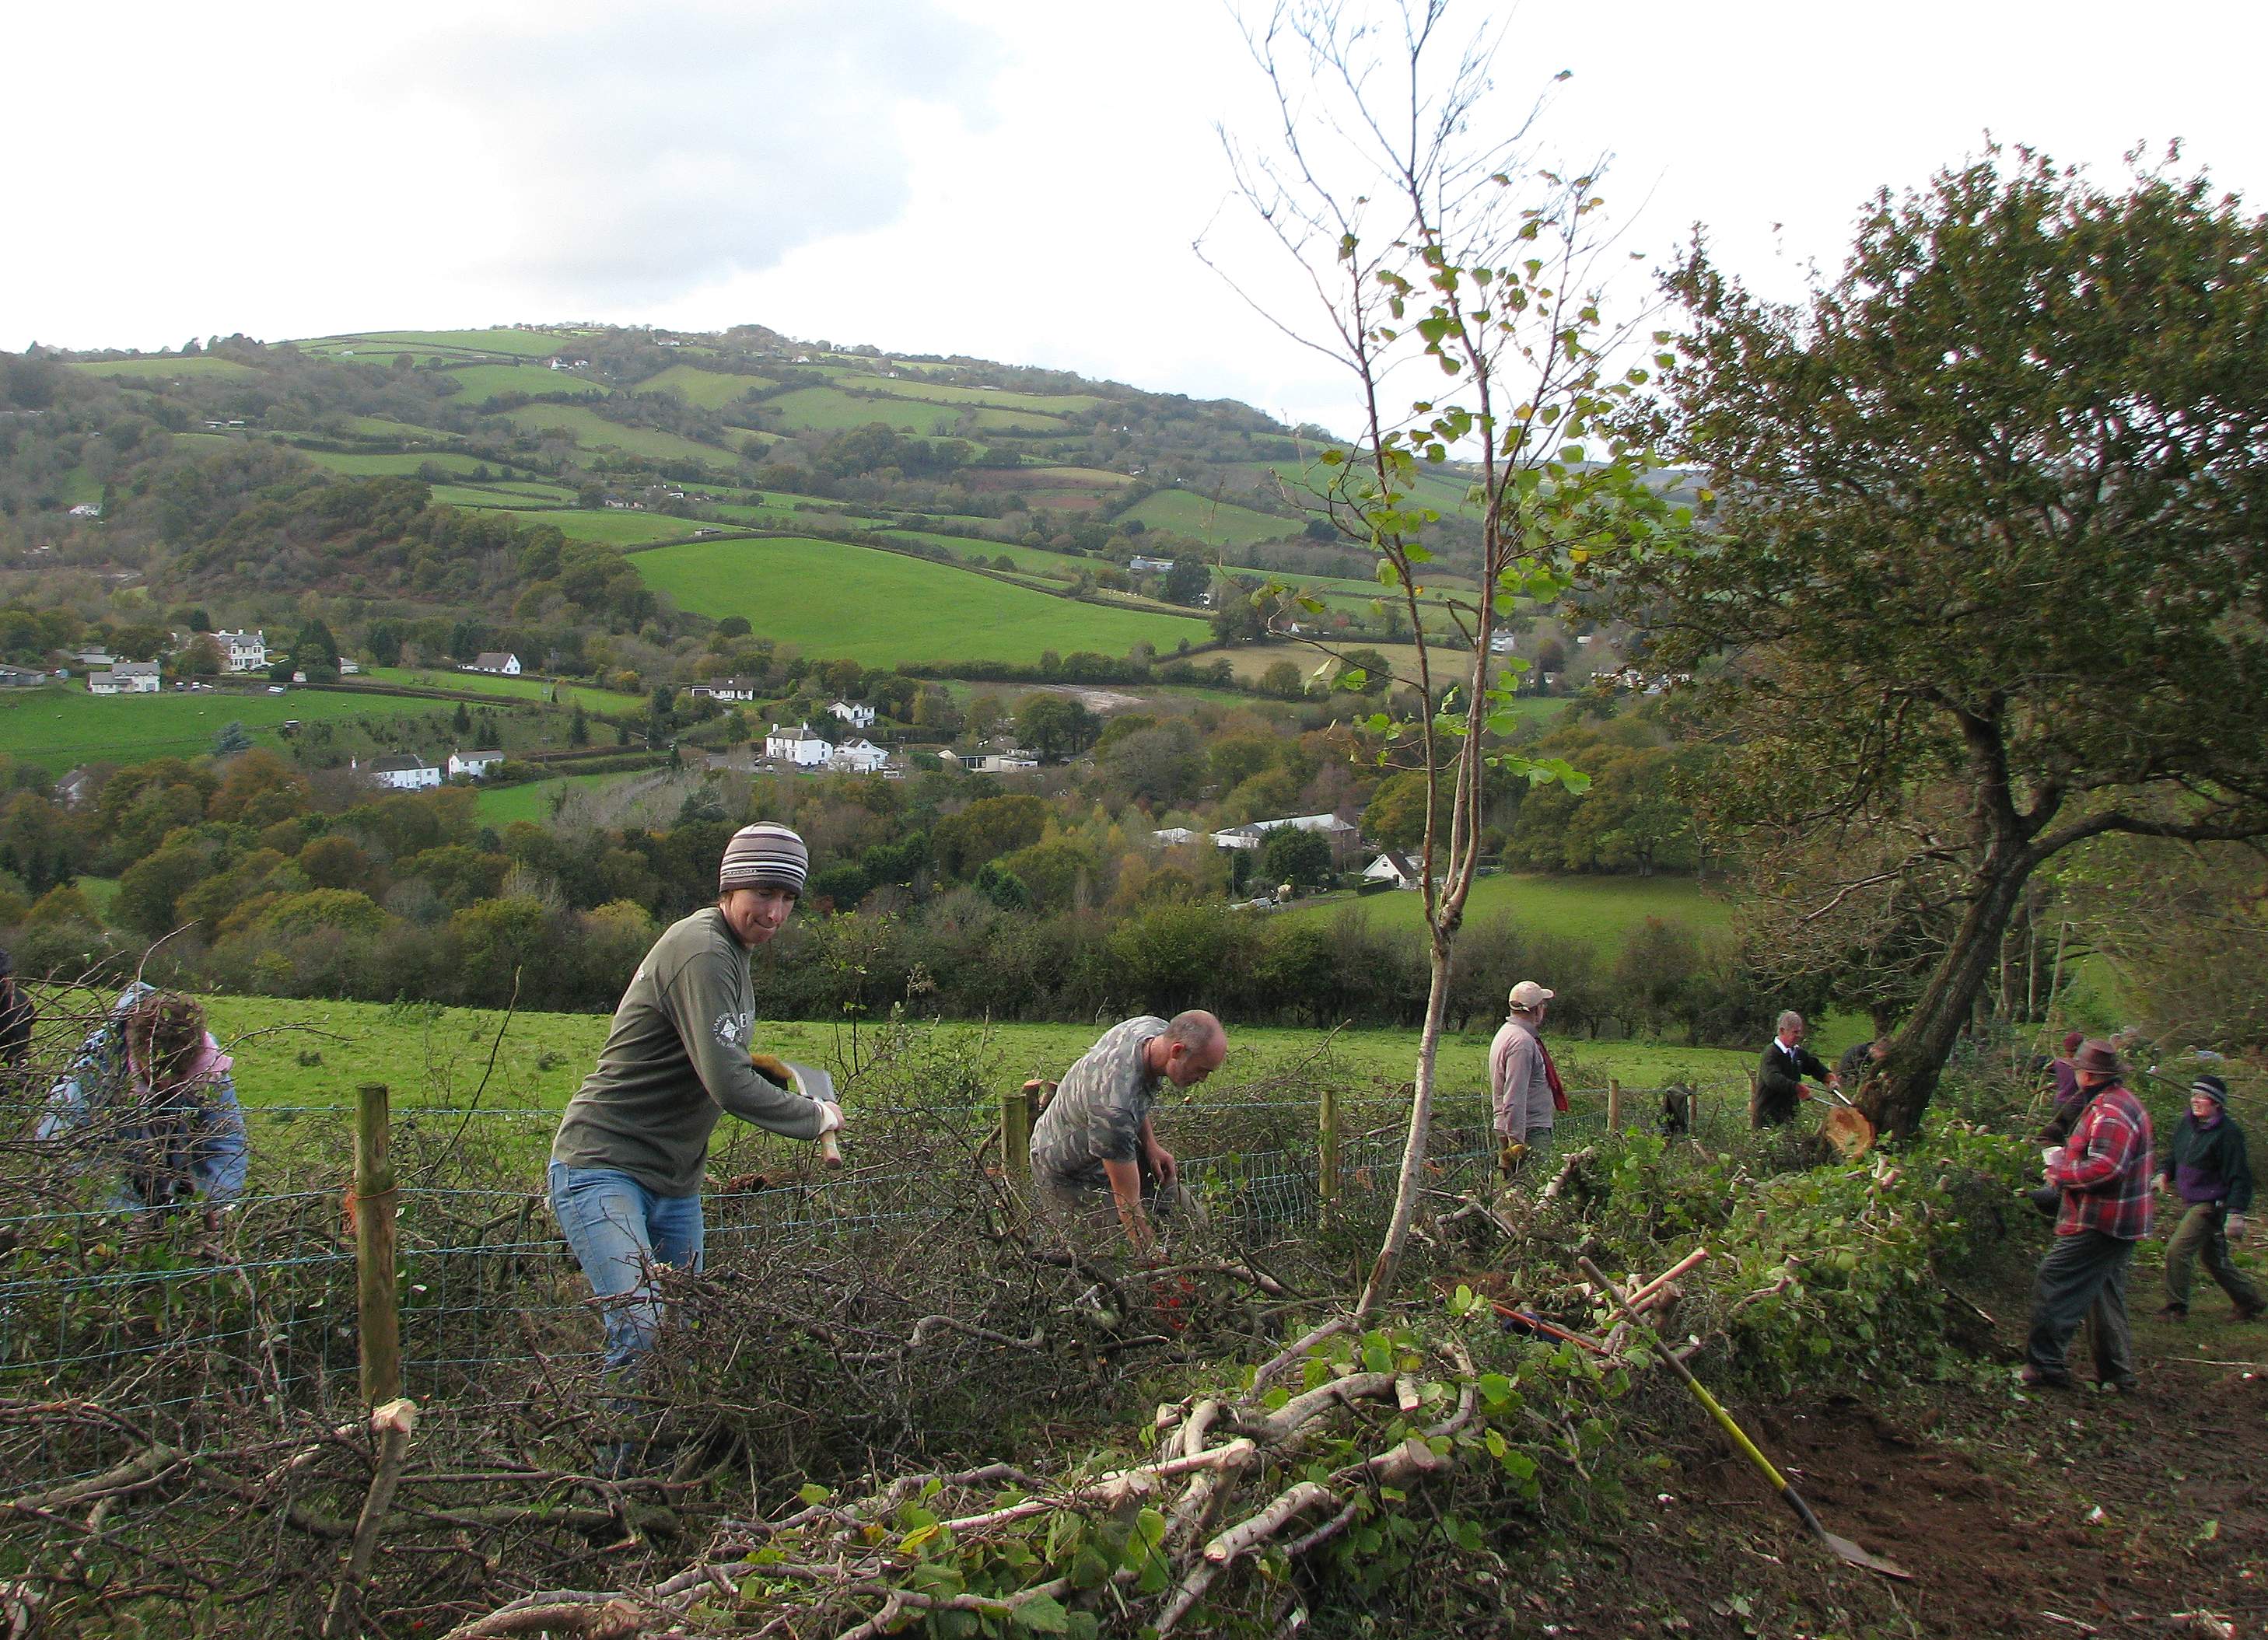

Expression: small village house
xmin=763 ymin=722 xmax=833 ymax=768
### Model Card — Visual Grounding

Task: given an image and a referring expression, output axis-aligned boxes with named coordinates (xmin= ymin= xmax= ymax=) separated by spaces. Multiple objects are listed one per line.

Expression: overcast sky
xmin=9 ymin=0 xmax=2264 ymax=435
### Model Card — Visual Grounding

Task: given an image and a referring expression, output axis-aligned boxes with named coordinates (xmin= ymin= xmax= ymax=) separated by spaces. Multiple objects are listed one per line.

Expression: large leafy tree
xmin=1622 ymin=149 xmax=2268 ymax=1135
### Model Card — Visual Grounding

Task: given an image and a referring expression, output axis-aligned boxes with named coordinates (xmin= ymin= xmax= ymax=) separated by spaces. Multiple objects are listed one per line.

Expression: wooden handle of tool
xmin=820 ymin=1130 xmax=843 ymax=1170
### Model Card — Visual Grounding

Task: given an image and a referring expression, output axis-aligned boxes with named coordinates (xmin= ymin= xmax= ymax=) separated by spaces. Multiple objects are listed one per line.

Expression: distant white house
xmin=72 ymin=647 xmax=119 ymax=670
xmin=88 ymin=663 xmax=161 ymax=696
xmin=764 ymin=722 xmax=833 ymax=767
xmin=1151 ymin=827 xmax=1198 ymax=847
xmin=1210 ymin=813 xmax=1360 ymax=851
xmin=828 ymin=738 xmax=890 ymax=775
xmin=689 ymin=677 xmax=759 ymax=703
xmin=828 ymin=699 xmax=877 ymax=730
xmin=1488 ymin=628 xmax=1517 ymax=655
xmin=67 ymin=502 xmax=103 ymax=519
xmin=366 ymin=754 xmax=442 ymax=791
xmin=214 ymin=629 xmax=267 ymax=673
xmin=1128 ymin=554 xmax=1175 ymax=575
xmin=1363 ymin=850 xmax=1423 ymax=889
xmin=467 ymin=652 xmax=522 ymax=676
xmin=978 ymin=753 xmax=1039 ymax=773
xmin=338 ymin=657 xmax=362 ymax=676
xmin=446 ymin=748 xmax=505 ymax=781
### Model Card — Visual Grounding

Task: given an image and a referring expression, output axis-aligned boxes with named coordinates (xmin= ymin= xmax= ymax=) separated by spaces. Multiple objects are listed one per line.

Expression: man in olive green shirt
xmin=549 ymin=823 xmax=843 ymax=1372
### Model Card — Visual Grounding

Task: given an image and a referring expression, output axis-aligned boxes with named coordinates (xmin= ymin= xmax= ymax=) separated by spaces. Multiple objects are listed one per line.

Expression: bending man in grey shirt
xmin=1031 ymin=1010 xmax=1226 ymax=1254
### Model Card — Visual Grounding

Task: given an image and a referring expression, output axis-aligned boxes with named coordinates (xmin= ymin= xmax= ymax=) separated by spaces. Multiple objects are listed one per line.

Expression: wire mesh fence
xmin=0 ymin=1065 xmax=1751 ymax=1424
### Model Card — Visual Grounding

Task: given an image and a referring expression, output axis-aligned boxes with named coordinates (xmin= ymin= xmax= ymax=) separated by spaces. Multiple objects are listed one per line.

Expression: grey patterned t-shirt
xmin=1031 ymin=1016 xmax=1167 ymax=1187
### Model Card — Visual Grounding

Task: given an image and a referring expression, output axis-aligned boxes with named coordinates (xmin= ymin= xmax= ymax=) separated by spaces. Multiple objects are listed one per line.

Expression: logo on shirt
xmin=712 ymin=1012 xmax=751 ymax=1050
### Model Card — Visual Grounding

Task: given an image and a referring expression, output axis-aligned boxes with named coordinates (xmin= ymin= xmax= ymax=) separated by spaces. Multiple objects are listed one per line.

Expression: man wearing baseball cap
xmin=549 ymin=823 xmax=844 ymax=1386
xmin=2022 ymin=1039 xmax=2154 ymax=1391
xmin=2154 ymin=1074 xmax=2263 ymax=1324
xmin=1490 ymin=981 xmax=1566 ymax=1182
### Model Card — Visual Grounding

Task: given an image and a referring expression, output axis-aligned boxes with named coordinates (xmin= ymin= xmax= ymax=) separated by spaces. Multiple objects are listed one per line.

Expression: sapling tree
xmin=1209 ymin=0 xmax=1685 ymax=1310
xmin=1618 ymin=147 xmax=2268 ymax=1135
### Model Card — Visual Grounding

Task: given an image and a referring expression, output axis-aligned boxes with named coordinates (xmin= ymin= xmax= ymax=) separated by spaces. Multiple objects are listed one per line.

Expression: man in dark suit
xmin=1754 ymin=1010 xmax=1839 ymax=1127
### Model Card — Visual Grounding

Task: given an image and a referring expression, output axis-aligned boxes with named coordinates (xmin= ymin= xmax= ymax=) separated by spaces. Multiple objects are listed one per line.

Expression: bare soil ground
xmin=1506 ymin=1291 xmax=2268 ymax=1638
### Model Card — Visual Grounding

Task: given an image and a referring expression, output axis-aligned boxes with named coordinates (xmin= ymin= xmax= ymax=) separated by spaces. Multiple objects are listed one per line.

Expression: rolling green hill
xmin=632 ymin=535 xmax=1209 ymax=666
xmin=499 ymin=404 xmax=737 ymax=466
xmin=441 ymin=363 xmax=607 ymax=407
xmin=0 ymin=684 xmax=462 ymax=771
xmin=1123 ymin=490 xmax=1301 ymax=547
xmin=632 ymin=364 xmax=775 ymax=407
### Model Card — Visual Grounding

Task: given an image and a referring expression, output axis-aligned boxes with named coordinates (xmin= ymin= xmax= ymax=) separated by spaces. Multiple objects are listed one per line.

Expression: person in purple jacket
xmin=2154 ymin=1074 xmax=2263 ymax=1323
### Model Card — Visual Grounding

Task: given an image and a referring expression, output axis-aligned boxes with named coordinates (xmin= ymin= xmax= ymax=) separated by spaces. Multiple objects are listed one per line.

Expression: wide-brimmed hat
xmin=1508 ymin=980 xmax=1554 ymax=1012
xmin=2072 ymin=1040 xmax=2123 ymax=1079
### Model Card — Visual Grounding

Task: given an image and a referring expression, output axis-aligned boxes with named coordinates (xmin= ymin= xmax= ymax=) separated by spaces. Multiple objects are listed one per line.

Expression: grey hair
xmin=1776 ymin=1010 xmax=1804 ymax=1033
xmin=1165 ymin=1009 xmax=1227 ymax=1056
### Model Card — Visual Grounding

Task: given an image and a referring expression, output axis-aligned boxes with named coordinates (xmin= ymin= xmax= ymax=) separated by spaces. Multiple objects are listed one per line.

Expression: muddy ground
xmin=1503 ymin=1266 xmax=2268 ymax=1638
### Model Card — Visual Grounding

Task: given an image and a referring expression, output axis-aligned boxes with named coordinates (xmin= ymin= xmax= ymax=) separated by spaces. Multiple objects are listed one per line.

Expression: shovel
xmin=1577 ymin=1255 xmax=1911 ymax=1581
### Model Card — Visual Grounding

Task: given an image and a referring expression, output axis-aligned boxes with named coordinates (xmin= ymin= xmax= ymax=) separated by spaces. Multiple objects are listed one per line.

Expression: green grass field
xmin=632 ymin=364 xmax=775 ymax=408
xmin=1283 ymin=870 xmax=1731 ymax=953
xmin=198 ymin=994 xmax=1756 ymax=1128
xmin=362 ymin=666 xmax=633 ymax=715
xmin=633 ymin=536 xmax=1209 ymax=667
xmin=68 ymin=356 xmax=261 ymax=384
xmin=451 ymin=506 xmax=727 ymax=548
xmin=441 ymin=363 xmax=607 ymax=407
xmin=426 ymin=484 xmax=572 ymax=511
xmin=763 ymin=386 xmax=965 ymax=435
xmin=499 ymin=404 xmax=738 ymax=467
xmin=323 ymin=328 xmax=579 ymax=359
xmin=341 ymin=416 xmax=464 ymax=442
xmin=472 ymin=769 xmax=647 ymax=827
xmin=1123 ymin=491 xmax=1304 ymax=547
xmin=293 ymin=449 xmax=523 ymax=481
xmin=845 ymin=377 xmax=1104 ymax=417
xmin=0 ymin=685 xmax=451 ymax=771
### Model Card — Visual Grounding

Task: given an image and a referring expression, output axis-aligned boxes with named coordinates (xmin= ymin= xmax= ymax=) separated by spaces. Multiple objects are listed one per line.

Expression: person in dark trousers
xmin=0 ymin=947 xmax=33 ymax=1068
xmin=2023 ymin=1040 xmax=2154 ymax=1392
xmin=1753 ymin=1010 xmax=1839 ymax=1128
xmin=2155 ymin=1074 xmax=2263 ymax=1323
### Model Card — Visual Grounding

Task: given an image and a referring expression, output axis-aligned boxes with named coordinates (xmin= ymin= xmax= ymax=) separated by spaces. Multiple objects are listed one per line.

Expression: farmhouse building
xmin=1128 ymin=554 xmax=1176 ymax=574
xmin=88 ymin=663 xmax=161 ymax=696
xmin=366 ymin=754 xmax=441 ymax=791
xmin=446 ymin=749 xmax=505 ymax=781
xmin=72 ymin=648 xmax=119 ymax=670
xmin=1151 ymin=827 xmax=1197 ymax=846
xmin=1362 ymin=850 xmax=1423 ymax=890
xmin=214 ymin=630 xmax=268 ymax=673
xmin=688 ymin=678 xmax=759 ymax=702
xmin=828 ymin=699 xmax=877 ymax=729
xmin=67 ymin=502 xmax=103 ymax=519
xmin=828 ymin=738 xmax=890 ymax=775
xmin=978 ymin=753 xmax=1039 ymax=773
xmin=467 ymin=652 xmax=522 ymax=676
xmin=764 ymin=722 xmax=833 ymax=767
xmin=1211 ymin=813 xmax=1363 ymax=865
xmin=0 ymin=664 xmax=47 ymax=688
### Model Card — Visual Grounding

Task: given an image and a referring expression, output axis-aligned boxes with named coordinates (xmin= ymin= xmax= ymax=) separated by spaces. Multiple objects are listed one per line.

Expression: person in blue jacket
xmin=37 ymin=983 xmax=247 ymax=1220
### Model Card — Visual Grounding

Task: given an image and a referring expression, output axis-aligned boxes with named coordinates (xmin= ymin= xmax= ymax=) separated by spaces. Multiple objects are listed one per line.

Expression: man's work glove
xmin=1497 ymin=1136 xmax=1530 ymax=1175
xmin=2227 ymin=1212 xmax=2249 ymax=1242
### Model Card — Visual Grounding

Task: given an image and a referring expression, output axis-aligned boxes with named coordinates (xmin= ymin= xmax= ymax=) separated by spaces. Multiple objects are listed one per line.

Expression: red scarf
xmin=1541 ymin=1039 xmax=1567 ymax=1113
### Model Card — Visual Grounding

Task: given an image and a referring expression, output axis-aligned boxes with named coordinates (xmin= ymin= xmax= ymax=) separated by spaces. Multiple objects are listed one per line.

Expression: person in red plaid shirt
xmin=2022 ymin=1040 xmax=2155 ymax=1391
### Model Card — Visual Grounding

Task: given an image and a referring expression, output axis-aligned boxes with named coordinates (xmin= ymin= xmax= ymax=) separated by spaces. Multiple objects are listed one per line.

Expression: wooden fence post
xmin=1607 ymin=1077 xmax=1622 ymax=1135
xmin=1001 ymin=1080 xmax=1035 ymax=1188
xmin=1317 ymin=1083 xmax=1341 ymax=1219
xmin=353 ymin=1081 xmax=401 ymax=1407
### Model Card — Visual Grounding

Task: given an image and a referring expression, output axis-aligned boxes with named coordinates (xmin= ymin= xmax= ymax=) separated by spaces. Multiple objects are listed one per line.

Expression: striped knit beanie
xmin=718 ymin=823 xmax=809 ymax=895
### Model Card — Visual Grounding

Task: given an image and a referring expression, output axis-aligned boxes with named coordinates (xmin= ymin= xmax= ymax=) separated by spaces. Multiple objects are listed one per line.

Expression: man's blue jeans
xmin=548 ymin=1163 xmax=705 ymax=1372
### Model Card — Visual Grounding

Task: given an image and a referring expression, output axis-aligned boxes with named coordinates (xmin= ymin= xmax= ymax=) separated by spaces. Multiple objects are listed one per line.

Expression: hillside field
xmin=359 ymin=666 xmax=633 ymax=715
xmin=199 ymin=993 xmax=1756 ymax=1124
xmin=0 ymin=684 xmax=459 ymax=770
xmin=294 ymin=449 xmax=526 ymax=481
xmin=442 ymin=364 xmax=607 ymax=406
xmin=458 ymin=505 xmax=731 ymax=548
xmin=1123 ymin=490 xmax=1302 ymax=547
xmin=499 ymin=404 xmax=737 ymax=466
xmin=632 ymin=535 xmax=1209 ymax=666
xmin=1285 ymin=869 xmax=1731 ymax=949
xmin=67 ymin=355 xmax=261 ymax=384
xmin=632 ymin=364 xmax=775 ymax=407
xmin=471 ymin=768 xmax=647 ymax=827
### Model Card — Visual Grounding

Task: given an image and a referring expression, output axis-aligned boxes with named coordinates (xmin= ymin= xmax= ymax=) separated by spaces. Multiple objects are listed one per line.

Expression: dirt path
xmin=1518 ymin=1302 xmax=2268 ymax=1638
